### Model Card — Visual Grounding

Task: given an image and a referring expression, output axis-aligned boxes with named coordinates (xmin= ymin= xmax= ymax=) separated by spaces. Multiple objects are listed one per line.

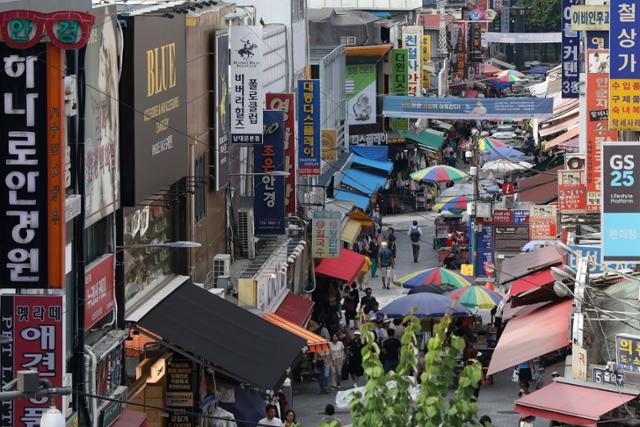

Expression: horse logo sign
xmin=237 ymin=39 xmax=258 ymax=59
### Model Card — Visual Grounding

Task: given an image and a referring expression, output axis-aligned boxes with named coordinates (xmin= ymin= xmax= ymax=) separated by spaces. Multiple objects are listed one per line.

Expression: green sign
xmin=390 ymin=48 xmax=408 ymax=131
xmin=99 ymin=400 xmax=122 ymax=427
xmin=346 ymin=63 xmax=377 ymax=126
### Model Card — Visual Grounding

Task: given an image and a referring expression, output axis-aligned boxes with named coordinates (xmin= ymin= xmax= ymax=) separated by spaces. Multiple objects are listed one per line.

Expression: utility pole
xmin=573 ymin=256 xmax=588 ymax=347
xmin=470 ymin=129 xmax=480 ymax=275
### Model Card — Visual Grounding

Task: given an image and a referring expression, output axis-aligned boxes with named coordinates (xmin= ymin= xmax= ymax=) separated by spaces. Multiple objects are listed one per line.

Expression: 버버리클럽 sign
xmin=312 ymin=211 xmax=341 ymax=258
xmin=297 ymin=79 xmax=321 ymax=176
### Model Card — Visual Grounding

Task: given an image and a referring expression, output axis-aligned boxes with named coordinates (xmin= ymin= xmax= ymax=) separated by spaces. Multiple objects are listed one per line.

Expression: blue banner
xmin=476 ymin=224 xmax=494 ymax=277
xmin=616 ymin=334 xmax=640 ymax=373
xmin=297 ymin=79 xmax=321 ymax=176
xmin=568 ymin=245 xmax=634 ymax=273
xmin=562 ymin=0 xmax=580 ymax=98
xmin=512 ymin=209 xmax=530 ymax=225
xmin=382 ymin=96 xmax=554 ymax=120
xmin=254 ymin=110 xmax=285 ymax=235
xmin=610 ymin=0 xmax=640 ymax=80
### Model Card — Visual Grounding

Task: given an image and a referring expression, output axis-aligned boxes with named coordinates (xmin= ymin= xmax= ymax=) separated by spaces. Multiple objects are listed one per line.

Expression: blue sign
xmin=297 ymin=79 xmax=321 ymax=175
xmin=382 ymin=96 xmax=554 ymax=120
xmin=616 ymin=334 xmax=640 ymax=373
xmin=476 ymin=224 xmax=494 ymax=277
xmin=586 ymin=31 xmax=609 ymax=49
xmin=567 ymin=245 xmax=634 ymax=273
xmin=512 ymin=209 xmax=530 ymax=225
xmin=610 ymin=0 xmax=640 ymax=80
xmin=562 ymin=0 xmax=580 ymax=98
xmin=254 ymin=110 xmax=285 ymax=235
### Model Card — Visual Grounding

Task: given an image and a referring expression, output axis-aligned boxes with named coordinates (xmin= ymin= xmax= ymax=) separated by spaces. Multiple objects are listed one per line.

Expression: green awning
xmin=403 ymin=129 xmax=445 ymax=152
xmin=433 ymin=121 xmax=454 ymax=131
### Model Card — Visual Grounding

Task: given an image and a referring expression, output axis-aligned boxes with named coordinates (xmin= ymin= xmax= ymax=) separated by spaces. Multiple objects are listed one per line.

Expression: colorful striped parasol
xmin=446 ymin=286 xmax=503 ymax=309
xmin=495 ymin=69 xmax=525 ymax=82
xmin=460 ymin=137 xmax=507 ymax=152
xmin=410 ymin=165 xmax=469 ymax=184
xmin=393 ymin=267 xmax=472 ymax=290
xmin=433 ymin=195 xmax=470 ymax=212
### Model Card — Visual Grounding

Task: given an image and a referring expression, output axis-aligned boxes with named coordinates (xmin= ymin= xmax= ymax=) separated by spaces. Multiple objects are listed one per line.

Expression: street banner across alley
xmin=266 ymin=93 xmax=297 ymax=214
xmin=561 ymin=0 xmax=580 ymax=98
xmin=529 ymin=205 xmax=558 ymax=240
xmin=602 ymin=142 xmax=640 ymax=262
xmin=390 ymin=48 xmax=409 ymax=131
xmin=401 ymin=26 xmax=422 ymax=97
xmin=610 ymin=0 xmax=640 ymax=130
xmin=312 ymin=211 xmax=341 ymax=258
xmin=346 ymin=64 xmax=377 ymax=125
xmin=298 ymin=79 xmax=321 ymax=175
xmin=230 ymin=24 xmax=263 ymax=144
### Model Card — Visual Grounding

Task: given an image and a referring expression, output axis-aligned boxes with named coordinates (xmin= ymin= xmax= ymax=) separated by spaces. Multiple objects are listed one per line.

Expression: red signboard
xmin=266 ymin=93 xmax=296 ymax=215
xmin=492 ymin=209 xmax=513 ymax=225
xmin=85 ymin=254 xmax=115 ymax=330
xmin=558 ymin=170 xmax=587 ymax=214
xmin=586 ymin=49 xmax=617 ymax=211
xmin=529 ymin=205 xmax=558 ymax=240
xmin=1 ymin=294 xmax=64 ymax=424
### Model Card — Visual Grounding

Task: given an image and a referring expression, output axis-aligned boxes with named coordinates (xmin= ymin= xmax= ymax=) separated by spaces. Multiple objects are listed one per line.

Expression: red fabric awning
xmin=488 ymin=300 xmax=572 ymax=375
xmin=515 ymin=381 xmax=637 ymax=426
xmin=509 ymin=269 xmax=554 ymax=297
xmin=315 ymin=248 xmax=365 ymax=284
xmin=275 ymin=292 xmax=314 ymax=327
xmin=112 ymin=409 xmax=148 ymax=427
xmin=464 ymin=89 xmax=479 ymax=98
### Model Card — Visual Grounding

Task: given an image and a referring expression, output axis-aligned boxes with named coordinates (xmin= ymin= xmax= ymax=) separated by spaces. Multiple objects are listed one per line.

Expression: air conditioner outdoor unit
xmin=237 ymin=208 xmax=256 ymax=259
xmin=213 ymin=254 xmax=231 ymax=288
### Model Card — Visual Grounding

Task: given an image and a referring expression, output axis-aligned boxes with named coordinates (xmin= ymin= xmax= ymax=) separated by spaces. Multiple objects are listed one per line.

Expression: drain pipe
xmin=84 ymin=346 xmax=98 ymax=426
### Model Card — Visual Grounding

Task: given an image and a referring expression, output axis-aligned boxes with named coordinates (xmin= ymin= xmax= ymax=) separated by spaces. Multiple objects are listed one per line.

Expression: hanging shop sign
xmin=610 ymin=0 xmax=640 ymax=130
xmin=0 ymin=44 xmax=49 ymax=288
xmin=572 ymin=343 xmax=588 ymax=381
xmin=529 ymin=205 xmax=558 ymax=240
xmin=452 ymin=23 xmax=466 ymax=79
xmin=476 ymin=224 xmax=494 ymax=277
xmin=254 ymin=110 xmax=285 ymax=235
xmin=346 ymin=64 xmax=377 ymax=126
xmin=297 ymin=79 xmax=321 ymax=175
xmin=312 ymin=211 xmax=341 ymax=258
xmin=350 ymin=133 xmax=388 ymax=146
xmin=558 ymin=170 xmax=586 ymax=214
xmin=214 ymin=32 xmax=230 ymax=191
xmin=230 ymin=24 xmax=263 ymax=144
xmin=85 ymin=254 xmax=115 ymax=330
xmin=266 ymin=93 xmax=296 ymax=214
xmin=95 ymin=343 xmax=123 ymax=398
xmin=586 ymin=31 xmax=609 ymax=49
xmin=390 ymin=48 xmax=408 ymax=131
xmin=570 ymin=5 xmax=610 ymax=30
xmin=602 ymin=142 xmax=640 ymax=262
xmin=561 ymin=0 xmax=580 ymax=98
xmin=422 ymin=35 xmax=431 ymax=90
xmin=165 ymin=355 xmax=195 ymax=408
xmin=567 ymin=244 xmax=634 ymax=274
xmin=493 ymin=225 xmax=530 ymax=252
xmin=119 ymin=15 xmax=187 ymax=206
xmin=321 ymin=129 xmax=338 ymax=161
xmin=586 ymin=50 xmax=617 ymax=212
xmin=616 ymin=334 xmax=640 ymax=373
xmin=402 ymin=26 xmax=422 ymax=97
xmin=84 ymin=6 xmax=121 ymax=226
xmin=0 ymin=294 xmax=65 ymax=425
xmin=593 ymin=366 xmax=625 ymax=386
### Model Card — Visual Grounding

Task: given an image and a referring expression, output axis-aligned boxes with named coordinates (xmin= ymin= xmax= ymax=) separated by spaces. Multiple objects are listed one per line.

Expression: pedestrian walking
xmin=378 ymin=241 xmax=394 ymax=289
xmin=369 ymin=239 xmax=379 ymax=277
xmin=360 ymin=287 xmax=377 ymax=315
xmin=387 ymin=227 xmax=397 ymax=260
xmin=283 ymin=409 xmax=298 ymax=427
xmin=258 ymin=404 xmax=284 ymax=426
xmin=347 ymin=331 xmax=364 ymax=387
xmin=382 ymin=328 xmax=401 ymax=373
xmin=343 ymin=283 xmax=359 ymax=329
xmin=408 ymin=220 xmax=423 ymax=263
xmin=314 ymin=347 xmax=332 ymax=394
xmin=329 ymin=334 xmax=345 ymax=389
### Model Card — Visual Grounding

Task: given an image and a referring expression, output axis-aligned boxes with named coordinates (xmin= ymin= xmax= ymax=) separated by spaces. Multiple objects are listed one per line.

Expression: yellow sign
xmin=569 ymin=5 xmax=609 ymax=31
xmin=321 ymin=129 xmax=338 ymax=161
xmin=422 ymin=35 xmax=431 ymax=90
xmin=610 ymin=79 xmax=640 ymax=130
xmin=572 ymin=343 xmax=588 ymax=381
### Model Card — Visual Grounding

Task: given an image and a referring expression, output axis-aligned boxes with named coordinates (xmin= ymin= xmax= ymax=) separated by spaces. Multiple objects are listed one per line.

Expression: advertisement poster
xmin=561 ymin=0 xmax=580 ymax=98
xmin=312 ymin=211 xmax=341 ymax=258
xmin=265 ymin=93 xmax=296 ymax=214
xmin=422 ymin=35 xmax=431 ymax=90
xmin=230 ymin=24 xmax=263 ymax=143
xmin=345 ymin=64 xmax=377 ymax=125
xmin=602 ymin=142 xmax=640 ymax=262
xmin=214 ymin=32 xmax=230 ymax=190
xmin=529 ymin=205 xmax=558 ymax=240
xmin=610 ymin=0 xmax=640 ymax=130
xmin=0 ymin=44 xmax=48 ymax=288
xmin=84 ymin=5 xmax=121 ymax=226
xmin=165 ymin=356 xmax=195 ymax=409
xmin=0 ymin=294 xmax=65 ymax=425
xmin=383 ymin=96 xmax=554 ymax=120
xmin=572 ymin=343 xmax=588 ymax=380
xmin=616 ymin=334 xmax=640 ymax=373
xmin=402 ymin=26 xmax=422 ymax=97
xmin=85 ymin=254 xmax=115 ymax=330
xmin=476 ymin=224 xmax=494 ymax=277
xmin=390 ymin=48 xmax=408 ymax=131
xmin=321 ymin=129 xmax=338 ymax=161
xmin=586 ymin=49 xmax=617 ymax=211
xmin=297 ymin=80 xmax=321 ymax=175
xmin=254 ymin=111 xmax=285 ymax=235
xmin=558 ymin=170 xmax=587 ymax=213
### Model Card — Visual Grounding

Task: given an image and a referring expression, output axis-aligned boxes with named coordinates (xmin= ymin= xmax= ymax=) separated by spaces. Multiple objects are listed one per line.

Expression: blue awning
xmin=350 ymin=145 xmax=389 ymax=162
xmin=341 ymin=168 xmax=387 ymax=196
xmin=334 ymin=190 xmax=370 ymax=211
xmin=371 ymin=11 xmax=391 ymax=17
xmin=351 ymin=155 xmax=394 ymax=174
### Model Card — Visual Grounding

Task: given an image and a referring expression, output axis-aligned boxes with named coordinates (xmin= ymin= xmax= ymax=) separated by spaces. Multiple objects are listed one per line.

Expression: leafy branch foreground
xmin=320 ymin=315 xmax=486 ymax=427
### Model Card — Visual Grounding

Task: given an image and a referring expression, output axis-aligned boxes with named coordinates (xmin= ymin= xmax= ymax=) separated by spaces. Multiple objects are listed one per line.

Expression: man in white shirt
xmin=258 ymin=404 xmax=284 ymax=426
xmin=407 ymin=220 xmax=423 ymax=263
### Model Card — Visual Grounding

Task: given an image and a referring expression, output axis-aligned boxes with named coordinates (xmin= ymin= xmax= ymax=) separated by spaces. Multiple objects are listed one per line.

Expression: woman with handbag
xmin=314 ymin=347 xmax=332 ymax=394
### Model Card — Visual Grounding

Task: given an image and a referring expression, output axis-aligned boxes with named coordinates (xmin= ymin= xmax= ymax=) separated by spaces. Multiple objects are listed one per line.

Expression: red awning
xmin=315 ymin=248 xmax=365 ymax=284
xmin=112 ymin=409 xmax=148 ymax=427
xmin=482 ymin=63 xmax=502 ymax=75
xmin=464 ymin=89 xmax=479 ymax=98
xmin=515 ymin=381 xmax=637 ymax=426
xmin=509 ymin=269 xmax=554 ymax=297
xmin=275 ymin=292 xmax=314 ymax=327
xmin=488 ymin=300 xmax=572 ymax=375
xmin=516 ymin=165 xmax=562 ymax=205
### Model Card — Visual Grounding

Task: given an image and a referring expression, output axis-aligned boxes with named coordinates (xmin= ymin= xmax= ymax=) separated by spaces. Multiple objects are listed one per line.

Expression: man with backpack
xmin=378 ymin=241 xmax=394 ymax=289
xmin=407 ymin=220 xmax=423 ymax=263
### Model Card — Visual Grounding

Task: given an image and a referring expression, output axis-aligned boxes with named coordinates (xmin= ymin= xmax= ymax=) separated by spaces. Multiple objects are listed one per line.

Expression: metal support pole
xmin=471 ymin=130 xmax=480 ymax=274
xmin=573 ymin=256 xmax=588 ymax=347
xmin=0 ymin=387 xmax=72 ymax=402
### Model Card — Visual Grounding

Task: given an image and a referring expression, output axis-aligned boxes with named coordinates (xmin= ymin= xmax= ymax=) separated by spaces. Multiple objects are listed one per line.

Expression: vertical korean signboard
xmin=85 ymin=254 xmax=115 ymax=330
xmin=390 ymin=48 xmax=408 ymax=131
xmin=345 ymin=64 xmax=377 ymax=125
xmin=422 ymin=35 xmax=431 ymax=90
xmin=266 ymin=93 xmax=296 ymax=214
xmin=321 ymin=129 xmax=338 ymax=161
xmin=1 ymin=294 xmax=64 ymax=425
xmin=254 ymin=111 xmax=285 ymax=235
xmin=602 ymin=142 xmax=640 ymax=262
xmin=558 ymin=170 xmax=587 ymax=214
xmin=402 ymin=26 xmax=422 ymax=97
xmin=562 ymin=0 xmax=580 ymax=98
xmin=297 ymin=80 xmax=321 ymax=175
xmin=586 ymin=50 xmax=617 ymax=211
xmin=312 ymin=211 xmax=341 ymax=258
xmin=529 ymin=205 xmax=558 ymax=240
xmin=610 ymin=0 xmax=640 ymax=130
xmin=230 ymin=25 xmax=263 ymax=143
xmin=0 ymin=44 xmax=48 ymax=288
xmin=214 ymin=33 xmax=230 ymax=190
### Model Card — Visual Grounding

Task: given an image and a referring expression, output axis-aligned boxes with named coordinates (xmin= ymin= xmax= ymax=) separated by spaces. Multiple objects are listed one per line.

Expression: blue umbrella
xmin=483 ymin=146 xmax=526 ymax=161
xmin=379 ymin=293 xmax=472 ymax=319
